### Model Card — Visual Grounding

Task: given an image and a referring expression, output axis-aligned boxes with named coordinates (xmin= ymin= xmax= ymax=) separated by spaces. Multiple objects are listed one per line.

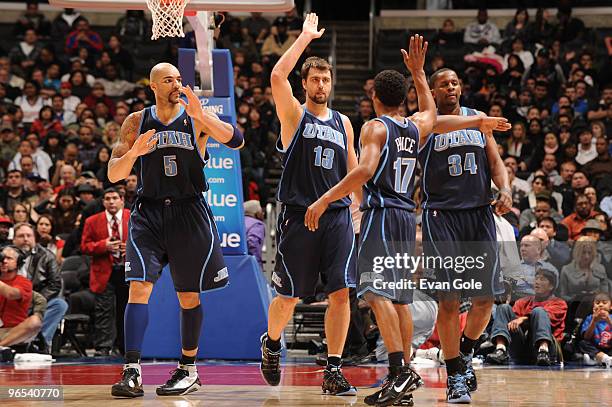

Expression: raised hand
xmin=130 ymin=129 xmax=157 ymax=157
xmin=480 ymin=116 xmax=512 ymax=134
xmin=401 ymin=34 xmax=428 ymax=73
xmin=179 ymin=85 xmax=203 ymax=119
xmin=302 ymin=12 xmax=325 ymax=40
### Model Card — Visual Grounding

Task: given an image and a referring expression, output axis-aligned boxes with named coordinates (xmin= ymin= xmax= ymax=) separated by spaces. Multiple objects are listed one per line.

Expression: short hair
xmin=373 ymin=70 xmax=408 ymax=108
xmin=103 ymin=187 xmax=120 ymax=198
xmin=13 ymin=222 xmax=35 ymax=235
xmin=538 ymin=216 xmax=557 ymax=230
xmin=300 ymin=57 xmax=332 ymax=81
xmin=594 ymin=292 xmax=612 ymax=303
xmin=429 ymin=68 xmax=455 ymax=88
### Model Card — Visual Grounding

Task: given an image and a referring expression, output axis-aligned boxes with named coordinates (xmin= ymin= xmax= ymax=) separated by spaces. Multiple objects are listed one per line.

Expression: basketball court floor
xmin=1 ymin=360 xmax=609 ymax=406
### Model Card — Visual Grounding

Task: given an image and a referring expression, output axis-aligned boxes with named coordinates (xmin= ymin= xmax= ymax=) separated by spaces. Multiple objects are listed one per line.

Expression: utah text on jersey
xmin=302 ymin=122 xmax=346 ymax=149
xmin=433 ymin=129 xmax=485 ymax=152
xmin=150 ymin=130 xmax=195 ymax=151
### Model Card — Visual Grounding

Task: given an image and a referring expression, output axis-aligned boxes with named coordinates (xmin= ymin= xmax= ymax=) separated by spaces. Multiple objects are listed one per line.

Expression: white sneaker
xmin=602 ymin=355 xmax=612 ymax=369
xmin=583 ymin=354 xmax=597 ymax=366
xmin=156 ymin=364 xmax=201 ymax=396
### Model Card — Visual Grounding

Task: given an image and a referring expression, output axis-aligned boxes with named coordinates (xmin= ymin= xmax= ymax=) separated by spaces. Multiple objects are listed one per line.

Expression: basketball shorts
xmin=125 ymin=195 xmax=228 ymax=293
xmin=357 ymin=207 xmax=416 ymax=305
xmin=421 ymin=205 xmax=504 ymax=299
xmin=272 ymin=205 xmax=356 ymax=298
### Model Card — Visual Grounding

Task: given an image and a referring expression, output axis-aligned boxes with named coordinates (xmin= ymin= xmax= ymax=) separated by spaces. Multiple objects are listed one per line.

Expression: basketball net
xmin=147 ymin=0 xmax=190 ymax=40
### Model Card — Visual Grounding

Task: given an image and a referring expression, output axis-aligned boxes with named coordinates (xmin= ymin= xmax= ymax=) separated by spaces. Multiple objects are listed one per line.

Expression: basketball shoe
xmin=322 ymin=365 xmax=357 ymax=396
xmin=446 ymin=371 xmax=471 ymax=404
xmin=111 ymin=363 xmax=144 ymax=398
xmin=373 ymin=365 xmax=423 ymax=407
xmin=260 ymin=333 xmax=282 ymax=386
xmin=461 ymin=352 xmax=477 ymax=392
xmin=156 ymin=364 xmax=201 ymax=396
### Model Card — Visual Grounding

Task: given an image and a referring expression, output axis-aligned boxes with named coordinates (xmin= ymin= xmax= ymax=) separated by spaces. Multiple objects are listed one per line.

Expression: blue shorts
xmin=273 ymin=205 xmax=356 ymax=298
xmin=357 ymin=208 xmax=416 ymax=305
xmin=421 ymin=205 xmax=504 ymax=299
xmin=125 ymin=196 xmax=228 ymax=293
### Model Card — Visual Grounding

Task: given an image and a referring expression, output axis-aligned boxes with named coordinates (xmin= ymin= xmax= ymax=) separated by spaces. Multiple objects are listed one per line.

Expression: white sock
xmin=496 ymin=343 xmax=506 ymax=352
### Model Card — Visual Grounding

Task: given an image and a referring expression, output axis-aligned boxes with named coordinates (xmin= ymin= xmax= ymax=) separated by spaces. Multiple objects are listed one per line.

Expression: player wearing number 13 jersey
xmin=108 ymin=63 xmax=244 ymax=399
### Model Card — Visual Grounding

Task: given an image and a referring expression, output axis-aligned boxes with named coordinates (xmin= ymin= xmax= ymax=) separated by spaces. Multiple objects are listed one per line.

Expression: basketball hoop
xmin=147 ymin=0 xmax=190 ymax=40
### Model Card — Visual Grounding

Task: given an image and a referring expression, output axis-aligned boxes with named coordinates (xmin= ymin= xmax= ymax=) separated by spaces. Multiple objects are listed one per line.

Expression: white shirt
xmin=575 ymin=144 xmax=598 ymax=166
xmin=105 ymin=210 xmax=123 ymax=240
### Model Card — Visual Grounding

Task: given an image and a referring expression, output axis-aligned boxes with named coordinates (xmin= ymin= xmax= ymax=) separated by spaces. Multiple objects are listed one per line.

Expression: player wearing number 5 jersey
xmin=107 ymin=62 xmax=244 ymax=398
xmin=305 ymin=35 xmax=511 ymax=407
xmin=419 ymin=68 xmax=513 ymax=404
xmin=258 ymin=13 xmax=359 ymax=396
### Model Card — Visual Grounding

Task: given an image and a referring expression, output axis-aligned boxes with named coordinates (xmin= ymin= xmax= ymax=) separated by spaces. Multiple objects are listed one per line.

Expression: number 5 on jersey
xmin=164 ymin=155 xmax=177 ymax=176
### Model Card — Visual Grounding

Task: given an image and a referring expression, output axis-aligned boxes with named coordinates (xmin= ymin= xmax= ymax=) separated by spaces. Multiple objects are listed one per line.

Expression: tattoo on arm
xmin=111 ymin=112 xmax=141 ymax=159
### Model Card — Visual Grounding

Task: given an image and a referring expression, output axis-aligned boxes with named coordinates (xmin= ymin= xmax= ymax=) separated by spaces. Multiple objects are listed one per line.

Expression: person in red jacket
xmin=487 ymin=268 xmax=567 ymax=366
xmin=0 ymin=246 xmax=37 ymax=347
xmin=81 ymin=187 xmax=129 ymax=356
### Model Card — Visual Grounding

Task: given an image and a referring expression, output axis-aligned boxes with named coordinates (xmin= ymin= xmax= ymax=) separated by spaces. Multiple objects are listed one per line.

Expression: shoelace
xmin=327 ymin=368 xmax=351 ymax=391
xmin=264 ymin=348 xmax=280 ymax=367
xmin=448 ymin=374 xmax=468 ymax=394
xmin=165 ymin=368 xmax=188 ymax=386
xmin=122 ymin=368 xmax=139 ymax=380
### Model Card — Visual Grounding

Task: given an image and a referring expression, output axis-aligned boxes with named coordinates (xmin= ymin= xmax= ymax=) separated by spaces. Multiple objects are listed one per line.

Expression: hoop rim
xmin=48 ymin=0 xmax=294 ymax=12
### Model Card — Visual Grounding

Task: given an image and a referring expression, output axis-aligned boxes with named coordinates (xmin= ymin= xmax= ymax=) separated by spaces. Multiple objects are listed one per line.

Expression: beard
xmin=307 ymin=92 xmax=328 ymax=105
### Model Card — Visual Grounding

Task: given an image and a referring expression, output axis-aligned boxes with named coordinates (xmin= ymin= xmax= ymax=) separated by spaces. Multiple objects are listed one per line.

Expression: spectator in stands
xmin=284 ymin=6 xmax=303 ymax=37
xmin=505 ymin=161 xmax=529 ymax=206
xmin=525 ymin=8 xmax=554 ymax=46
xmin=261 ymin=17 xmax=297 ymax=61
xmin=505 ymin=121 xmax=533 ymax=166
xmin=463 ymin=8 xmax=501 ymax=47
xmin=81 ymin=188 xmax=129 ymax=356
xmin=76 ymin=125 xmax=99 ymax=171
xmin=14 ymin=1 xmax=50 ymax=39
xmin=503 ymin=8 xmax=529 ymax=44
xmin=12 ymin=222 xmax=67 ymax=349
xmin=31 ymin=106 xmax=64 ymax=140
xmin=59 ymin=81 xmax=81 ymax=115
xmin=556 ymin=4 xmax=586 ymax=44
xmin=518 ymin=176 xmax=553 ymax=212
xmin=503 ymin=37 xmax=533 ymax=72
xmin=244 ymin=200 xmax=265 ymax=270
xmin=537 ymin=217 xmax=572 ymax=270
xmin=115 ymin=11 xmax=148 ymax=46
xmin=0 ymin=170 xmax=33 ymax=214
xmin=0 ymin=217 xmax=12 ymax=247
xmin=433 ymin=18 xmax=462 ymax=47
xmin=65 ymin=17 xmax=103 ymax=56
xmin=242 ymin=12 xmax=270 ymax=49
xmin=50 ymin=94 xmax=76 ymax=126
xmin=559 ymin=236 xmax=610 ymax=303
xmin=523 ymin=48 xmax=566 ymax=91
xmin=35 ymin=214 xmax=63 ymax=264
xmin=14 ymin=81 xmax=44 ymax=127
xmin=11 ymin=203 xmax=31 ymax=225
xmin=578 ymin=292 xmax=612 ymax=367
xmin=588 ymin=84 xmax=612 ymax=122
xmin=506 ymin=234 xmax=558 ymax=299
xmin=97 ymin=64 xmax=136 ymax=98
xmin=0 ymin=245 xmax=38 ymax=348
xmin=8 ymin=139 xmax=51 ymax=181
xmin=9 ymin=29 xmax=43 ymax=80
xmin=105 ymin=35 xmax=134 ymax=81
xmin=220 ymin=18 xmax=257 ymax=60
xmin=487 ymin=268 xmax=566 ymax=366
xmin=583 ymin=137 xmax=612 ymax=188
xmin=562 ymin=194 xmax=600 ymax=241
xmin=519 ymin=195 xmax=563 ymax=236
xmin=0 ymin=125 xmax=19 ymax=166
xmin=351 ymin=98 xmax=374 ymax=150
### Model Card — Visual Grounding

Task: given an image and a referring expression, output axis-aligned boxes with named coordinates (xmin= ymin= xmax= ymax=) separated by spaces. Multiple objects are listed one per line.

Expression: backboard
xmin=48 ymin=0 xmax=295 ymax=12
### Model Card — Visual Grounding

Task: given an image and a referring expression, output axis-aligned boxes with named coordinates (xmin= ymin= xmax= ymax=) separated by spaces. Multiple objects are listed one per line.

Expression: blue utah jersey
xmin=135 ymin=105 xmax=208 ymax=199
xmin=276 ymin=107 xmax=351 ymax=209
xmin=419 ymin=106 xmax=493 ymax=210
xmin=361 ymin=115 xmax=419 ymax=211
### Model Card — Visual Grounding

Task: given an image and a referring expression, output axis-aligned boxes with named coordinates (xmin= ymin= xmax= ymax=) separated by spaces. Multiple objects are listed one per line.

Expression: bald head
xmin=149 ymin=63 xmax=182 ymax=105
xmin=150 ymin=62 xmax=180 ymax=83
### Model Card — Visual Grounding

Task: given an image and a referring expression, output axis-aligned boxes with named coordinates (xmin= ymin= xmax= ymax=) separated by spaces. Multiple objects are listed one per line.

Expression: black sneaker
xmin=111 ymin=363 xmax=144 ymax=398
xmin=156 ymin=364 xmax=201 ymax=396
xmin=535 ymin=350 xmax=551 ymax=366
xmin=461 ymin=352 xmax=477 ymax=392
xmin=376 ymin=366 xmax=423 ymax=407
xmin=486 ymin=348 xmax=510 ymax=365
xmin=365 ymin=385 xmax=414 ymax=406
xmin=322 ymin=365 xmax=357 ymax=396
xmin=446 ymin=372 xmax=471 ymax=404
xmin=260 ymin=333 xmax=281 ymax=386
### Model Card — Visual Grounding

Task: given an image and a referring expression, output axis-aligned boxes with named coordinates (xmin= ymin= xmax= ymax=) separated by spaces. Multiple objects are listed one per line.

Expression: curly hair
xmin=373 ymin=70 xmax=407 ymax=108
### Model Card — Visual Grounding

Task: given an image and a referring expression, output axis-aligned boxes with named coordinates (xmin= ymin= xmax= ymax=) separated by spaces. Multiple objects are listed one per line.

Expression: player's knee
xmin=438 ymin=299 xmax=460 ymax=315
xmin=274 ymin=296 xmax=299 ymax=311
xmin=177 ymin=292 xmax=200 ymax=309
xmin=128 ymin=281 xmax=154 ymax=303
xmin=471 ymin=297 xmax=494 ymax=312
xmin=328 ymin=288 xmax=349 ymax=306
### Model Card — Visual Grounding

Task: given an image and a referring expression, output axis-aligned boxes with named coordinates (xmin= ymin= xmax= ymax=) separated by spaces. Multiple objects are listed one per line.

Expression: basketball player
xmin=306 ymin=36 xmax=511 ymax=407
xmin=259 ymin=13 xmax=359 ymax=395
xmin=108 ymin=62 xmax=243 ymax=398
xmin=420 ymin=68 xmax=512 ymax=403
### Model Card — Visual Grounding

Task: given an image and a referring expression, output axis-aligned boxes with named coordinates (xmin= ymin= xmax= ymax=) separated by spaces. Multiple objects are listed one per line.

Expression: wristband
xmin=224 ymin=126 xmax=244 ymax=148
